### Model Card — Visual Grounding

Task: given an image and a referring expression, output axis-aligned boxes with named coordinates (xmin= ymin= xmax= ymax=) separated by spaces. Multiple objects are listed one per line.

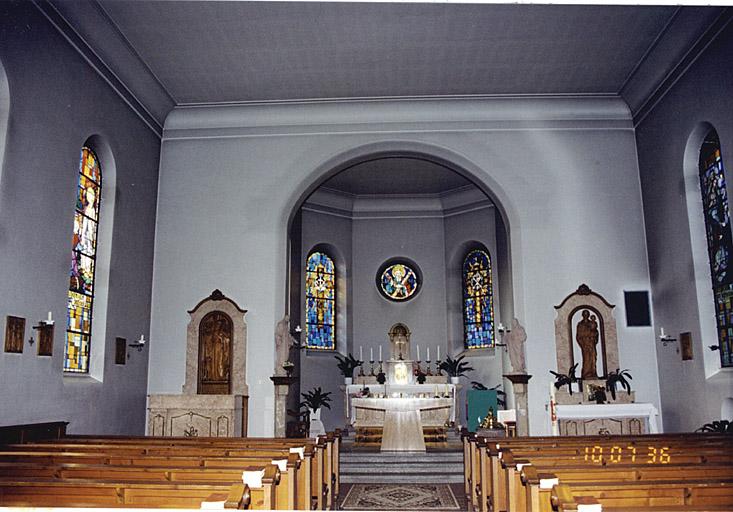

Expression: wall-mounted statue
xmin=274 ymin=315 xmax=296 ymax=376
xmin=505 ymin=317 xmax=527 ymax=373
xmin=554 ymin=284 xmax=619 ymax=381
xmin=198 ymin=311 xmax=233 ymax=394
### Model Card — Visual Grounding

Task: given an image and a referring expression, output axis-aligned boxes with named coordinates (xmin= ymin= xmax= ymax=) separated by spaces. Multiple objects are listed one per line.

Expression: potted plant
xmin=696 ymin=420 xmax=732 ymax=433
xmin=439 ymin=355 xmax=474 ymax=384
xmin=335 ymin=353 xmax=363 ymax=384
xmin=605 ymin=368 xmax=632 ymax=401
xmin=550 ymin=363 xmax=580 ymax=395
xmin=300 ymin=386 xmax=332 ymax=421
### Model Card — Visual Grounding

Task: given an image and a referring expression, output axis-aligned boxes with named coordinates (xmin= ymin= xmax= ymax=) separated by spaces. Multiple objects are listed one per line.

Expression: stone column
xmin=504 ymin=373 xmax=532 ymax=436
xmin=271 ymin=375 xmax=296 ymax=437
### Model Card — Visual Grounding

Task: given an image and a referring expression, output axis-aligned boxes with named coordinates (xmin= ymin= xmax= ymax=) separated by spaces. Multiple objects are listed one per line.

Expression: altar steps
xmin=340 ymin=450 xmax=464 ymax=484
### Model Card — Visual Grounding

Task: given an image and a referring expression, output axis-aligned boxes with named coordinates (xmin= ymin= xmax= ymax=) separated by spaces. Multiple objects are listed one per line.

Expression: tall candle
xmin=437 ymin=345 xmax=440 ymax=360
xmin=379 ymin=345 xmax=382 ymax=361
xmin=417 ymin=344 xmax=420 ymax=360
xmin=360 ymin=346 xmax=363 ymax=361
xmin=427 ymin=347 xmax=430 ymax=361
xmin=47 ymin=311 xmax=53 ymax=322
xmin=370 ymin=347 xmax=373 ymax=361
xmin=660 ymin=327 xmax=666 ymax=338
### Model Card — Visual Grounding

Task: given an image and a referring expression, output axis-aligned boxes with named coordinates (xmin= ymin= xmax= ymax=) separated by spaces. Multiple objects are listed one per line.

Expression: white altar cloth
xmin=351 ymin=397 xmax=454 ymax=451
xmin=345 ymin=383 xmax=456 ymax=424
xmin=554 ymin=403 xmax=660 ymax=434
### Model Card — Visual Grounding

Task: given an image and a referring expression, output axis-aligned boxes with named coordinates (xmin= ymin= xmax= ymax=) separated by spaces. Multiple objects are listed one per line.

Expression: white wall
xmin=0 ymin=3 xmax=159 ymax=433
xmin=635 ymin=22 xmax=733 ymax=431
xmin=154 ymin=95 xmax=659 ymax=435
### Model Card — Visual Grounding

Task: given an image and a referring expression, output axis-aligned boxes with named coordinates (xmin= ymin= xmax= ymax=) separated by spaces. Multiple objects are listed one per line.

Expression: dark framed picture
xmin=37 ymin=324 xmax=54 ymax=356
xmin=115 ymin=337 xmax=127 ymax=365
xmin=680 ymin=332 xmax=693 ymax=361
xmin=4 ymin=316 xmax=25 ymax=353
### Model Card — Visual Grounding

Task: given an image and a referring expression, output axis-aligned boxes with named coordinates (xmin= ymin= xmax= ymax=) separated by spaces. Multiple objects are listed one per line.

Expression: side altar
xmin=147 ymin=290 xmax=249 ymax=437
xmin=345 ymin=323 xmax=456 ymax=451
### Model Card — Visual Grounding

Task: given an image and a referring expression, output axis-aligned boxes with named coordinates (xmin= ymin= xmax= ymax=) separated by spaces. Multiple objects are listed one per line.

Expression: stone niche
xmin=147 ymin=290 xmax=249 ymax=437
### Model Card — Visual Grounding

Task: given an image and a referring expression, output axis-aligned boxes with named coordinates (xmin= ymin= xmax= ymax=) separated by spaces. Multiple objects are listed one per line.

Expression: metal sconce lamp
xmin=495 ymin=322 xmax=511 ymax=348
xmin=30 ymin=312 xmax=55 ymax=346
xmin=128 ymin=334 xmax=147 ymax=352
xmin=659 ymin=327 xmax=676 ymax=347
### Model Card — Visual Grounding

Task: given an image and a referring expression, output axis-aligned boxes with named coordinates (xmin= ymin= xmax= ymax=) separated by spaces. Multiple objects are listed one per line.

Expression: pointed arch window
xmin=305 ymin=251 xmax=335 ymax=349
xmin=64 ymin=147 xmax=102 ymax=372
xmin=699 ymin=129 xmax=733 ymax=367
xmin=463 ymin=248 xmax=495 ymax=349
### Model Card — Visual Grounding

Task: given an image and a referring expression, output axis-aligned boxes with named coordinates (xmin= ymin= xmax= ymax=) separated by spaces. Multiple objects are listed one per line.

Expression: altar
xmin=345 ymin=323 xmax=456 ymax=451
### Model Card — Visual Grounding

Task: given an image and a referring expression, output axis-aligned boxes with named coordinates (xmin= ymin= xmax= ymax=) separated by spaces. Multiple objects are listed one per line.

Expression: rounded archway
xmin=283 ymin=143 xmax=519 ymax=433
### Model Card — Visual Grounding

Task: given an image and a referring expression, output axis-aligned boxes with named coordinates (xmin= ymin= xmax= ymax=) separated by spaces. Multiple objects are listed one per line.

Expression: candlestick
xmin=138 ymin=334 xmax=146 ymax=344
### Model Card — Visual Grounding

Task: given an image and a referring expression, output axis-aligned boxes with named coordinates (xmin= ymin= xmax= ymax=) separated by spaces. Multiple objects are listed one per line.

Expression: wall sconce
xmin=659 ymin=327 xmax=676 ymax=347
xmin=128 ymin=334 xmax=147 ymax=352
xmin=495 ymin=322 xmax=511 ymax=348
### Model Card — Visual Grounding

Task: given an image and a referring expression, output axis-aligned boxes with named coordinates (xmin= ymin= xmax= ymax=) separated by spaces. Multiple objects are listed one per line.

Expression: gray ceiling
xmin=45 ymin=1 xmax=727 ymax=132
xmin=321 ymin=158 xmax=472 ymax=196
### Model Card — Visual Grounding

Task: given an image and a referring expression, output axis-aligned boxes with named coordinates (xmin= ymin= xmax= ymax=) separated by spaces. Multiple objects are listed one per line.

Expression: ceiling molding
xmin=630 ymin=7 xmax=732 ymax=126
xmin=33 ymin=0 xmax=174 ymax=137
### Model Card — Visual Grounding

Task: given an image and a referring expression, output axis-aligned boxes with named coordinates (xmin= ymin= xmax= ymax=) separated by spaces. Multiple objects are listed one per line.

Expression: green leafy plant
xmin=334 ymin=353 xmax=363 ymax=378
xmin=438 ymin=355 xmax=474 ymax=378
xmin=300 ymin=387 xmax=332 ymax=413
xmin=696 ymin=420 xmax=732 ymax=433
xmin=605 ymin=368 xmax=632 ymax=400
xmin=550 ymin=363 xmax=579 ymax=395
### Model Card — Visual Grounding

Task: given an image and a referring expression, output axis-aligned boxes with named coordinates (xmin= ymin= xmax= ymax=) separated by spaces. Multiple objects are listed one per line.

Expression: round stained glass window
xmin=377 ymin=261 xmax=421 ymax=301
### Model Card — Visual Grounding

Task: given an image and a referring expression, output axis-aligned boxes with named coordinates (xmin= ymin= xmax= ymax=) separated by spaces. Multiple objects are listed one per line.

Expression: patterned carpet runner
xmin=341 ymin=483 xmax=460 ymax=510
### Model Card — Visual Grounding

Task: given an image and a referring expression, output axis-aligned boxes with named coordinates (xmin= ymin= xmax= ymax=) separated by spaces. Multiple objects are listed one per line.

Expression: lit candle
xmin=437 ymin=345 xmax=440 ymax=360
xmin=370 ymin=347 xmax=373 ymax=361
xmin=379 ymin=345 xmax=382 ymax=361
xmin=417 ymin=344 xmax=420 ymax=361
xmin=427 ymin=347 xmax=430 ymax=361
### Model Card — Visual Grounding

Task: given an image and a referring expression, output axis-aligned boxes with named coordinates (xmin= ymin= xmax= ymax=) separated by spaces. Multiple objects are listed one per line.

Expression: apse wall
xmin=635 ymin=21 xmax=733 ymax=432
xmin=0 ymin=3 xmax=159 ymax=433
xmin=299 ymin=188 xmax=504 ymax=430
xmin=156 ymin=94 xmax=659 ymax=435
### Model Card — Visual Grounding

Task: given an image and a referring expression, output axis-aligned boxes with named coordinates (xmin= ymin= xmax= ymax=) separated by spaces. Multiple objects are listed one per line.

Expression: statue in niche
xmin=576 ymin=309 xmax=599 ymax=379
xmin=198 ymin=311 xmax=232 ymax=394
xmin=388 ymin=323 xmax=410 ymax=360
xmin=274 ymin=315 xmax=296 ymax=376
xmin=505 ymin=317 xmax=527 ymax=373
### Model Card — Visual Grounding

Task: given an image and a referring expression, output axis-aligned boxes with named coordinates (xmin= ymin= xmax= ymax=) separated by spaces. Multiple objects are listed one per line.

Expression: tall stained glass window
xmin=699 ymin=129 xmax=733 ymax=367
xmin=64 ymin=146 xmax=102 ymax=372
xmin=463 ymin=249 xmax=494 ymax=349
xmin=305 ymin=251 xmax=335 ymax=349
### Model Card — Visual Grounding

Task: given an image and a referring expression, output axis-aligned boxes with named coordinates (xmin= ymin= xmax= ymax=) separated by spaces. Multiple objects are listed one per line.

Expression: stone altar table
xmin=351 ymin=396 xmax=454 ymax=451
xmin=553 ymin=403 xmax=660 ymax=435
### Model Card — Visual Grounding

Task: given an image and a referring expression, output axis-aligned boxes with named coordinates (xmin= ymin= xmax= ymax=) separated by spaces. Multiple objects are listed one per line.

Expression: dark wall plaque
xmin=37 ymin=324 xmax=54 ymax=356
xmin=624 ymin=291 xmax=651 ymax=327
xmin=115 ymin=337 xmax=127 ymax=365
xmin=4 ymin=316 xmax=25 ymax=353
xmin=680 ymin=332 xmax=693 ymax=361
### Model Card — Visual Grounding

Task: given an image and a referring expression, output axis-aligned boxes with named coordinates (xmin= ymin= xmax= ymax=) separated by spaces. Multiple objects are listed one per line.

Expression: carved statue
xmin=576 ymin=309 xmax=599 ymax=379
xmin=199 ymin=312 xmax=232 ymax=383
xmin=275 ymin=315 xmax=295 ymax=376
xmin=505 ymin=317 xmax=527 ymax=373
xmin=388 ymin=323 xmax=410 ymax=360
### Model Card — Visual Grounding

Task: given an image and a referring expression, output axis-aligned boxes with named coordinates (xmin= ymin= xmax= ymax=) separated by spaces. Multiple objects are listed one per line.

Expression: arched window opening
xmin=463 ymin=248 xmax=495 ymax=349
xmin=305 ymin=251 xmax=336 ymax=349
xmin=699 ymin=129 xmax=733 ymax=367
xmin=64 ymin=146 xmax=102 ymax=372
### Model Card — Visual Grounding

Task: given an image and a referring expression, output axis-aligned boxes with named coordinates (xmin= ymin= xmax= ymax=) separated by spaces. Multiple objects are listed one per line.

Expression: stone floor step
xmin=341 ymin=473 xmax=465 ymax=484
xmin=342 ymin=464 xmax=463 ymax=474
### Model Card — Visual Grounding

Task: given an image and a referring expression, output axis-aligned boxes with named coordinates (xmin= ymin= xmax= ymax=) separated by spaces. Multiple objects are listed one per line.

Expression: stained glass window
xmin=64 ymin=146 xmax=101 ymax=372
xmin=699 ymin=129 xmax=733 ymax=367
xmin=378 ymin=262 xmax=420 ymax=301
xmin=305 ymin=251 xmax=335 ymax=349
xmin=463 ymin=249 xmax=494 ymax=349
